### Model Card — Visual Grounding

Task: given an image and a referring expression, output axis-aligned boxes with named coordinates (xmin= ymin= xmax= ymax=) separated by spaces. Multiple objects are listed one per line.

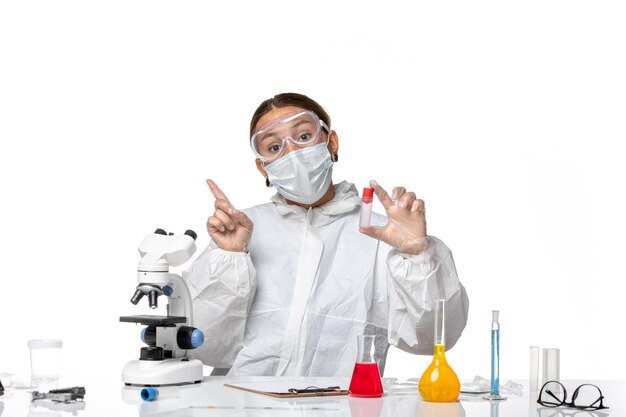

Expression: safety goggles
xmin=537 ymin=381 xmax=608 ymax=411
xmin=250 ymin=110 xmax=329 ymax=165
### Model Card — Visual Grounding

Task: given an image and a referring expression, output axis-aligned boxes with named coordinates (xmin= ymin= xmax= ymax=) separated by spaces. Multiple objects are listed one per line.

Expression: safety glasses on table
xmin=250 ymin=110 xmax=329 ymax=165
xmin=537 ymin=381 xmax=608 ymax=411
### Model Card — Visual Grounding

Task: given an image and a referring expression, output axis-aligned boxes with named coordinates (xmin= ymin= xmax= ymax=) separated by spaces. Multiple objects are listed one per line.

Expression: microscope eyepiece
xmin=184 ymin=229 xmax=198 ymax=241
xmin=130 ymin=289 xmax=144 ymax=305
xmin=148 ymin=290 xmax=159 ymax=309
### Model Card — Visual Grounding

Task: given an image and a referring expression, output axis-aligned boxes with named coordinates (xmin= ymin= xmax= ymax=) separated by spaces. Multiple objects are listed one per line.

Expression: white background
xmin=1 ymin=1 xmax=625 ymax=382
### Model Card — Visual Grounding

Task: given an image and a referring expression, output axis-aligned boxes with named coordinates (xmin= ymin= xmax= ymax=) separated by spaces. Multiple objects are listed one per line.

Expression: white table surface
xmin=1 ymin=375 xmax=623 ymax=417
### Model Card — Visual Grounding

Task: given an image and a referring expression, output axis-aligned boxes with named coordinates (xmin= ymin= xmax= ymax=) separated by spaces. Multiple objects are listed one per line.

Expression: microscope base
xmin=122 ymin=358 xmax=203 ymax=386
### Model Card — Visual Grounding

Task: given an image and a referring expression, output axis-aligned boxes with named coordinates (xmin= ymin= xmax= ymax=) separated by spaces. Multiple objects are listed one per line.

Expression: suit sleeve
xmin=385 ymin=236 xmax=469 ymax=354
xmin=183 ymin=242 xmax=256 ymax=368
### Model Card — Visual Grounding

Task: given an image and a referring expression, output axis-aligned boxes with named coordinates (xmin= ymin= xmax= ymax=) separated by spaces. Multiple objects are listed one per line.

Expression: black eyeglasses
xmin=537 ymin=381 xmax=608 ymax=411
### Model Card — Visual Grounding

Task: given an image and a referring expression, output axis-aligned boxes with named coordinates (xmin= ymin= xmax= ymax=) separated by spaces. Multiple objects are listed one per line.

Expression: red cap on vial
xmin=362 ymin=187 xmax=374 ymax=202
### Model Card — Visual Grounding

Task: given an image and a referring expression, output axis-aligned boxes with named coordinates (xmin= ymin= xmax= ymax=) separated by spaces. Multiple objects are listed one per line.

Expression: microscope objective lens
xmin=131 ymin=289 xmax=144 ymax=305
xmin=148 ymin=290 xmax=158 ymax=309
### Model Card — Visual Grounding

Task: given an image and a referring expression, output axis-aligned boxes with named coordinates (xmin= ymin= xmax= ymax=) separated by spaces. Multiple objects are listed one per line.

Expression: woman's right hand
xmin=206 ymin=179 xmax=254 ymax=253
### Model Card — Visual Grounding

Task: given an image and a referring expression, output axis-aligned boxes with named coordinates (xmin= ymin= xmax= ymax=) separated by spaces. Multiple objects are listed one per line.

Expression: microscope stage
xmin=119 ymin=315 xmax=187 ymax=326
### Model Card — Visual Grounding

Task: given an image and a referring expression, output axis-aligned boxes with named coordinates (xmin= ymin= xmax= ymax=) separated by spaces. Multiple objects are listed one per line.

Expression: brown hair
xmin=249 ymin=92 xmax=331 ymax=137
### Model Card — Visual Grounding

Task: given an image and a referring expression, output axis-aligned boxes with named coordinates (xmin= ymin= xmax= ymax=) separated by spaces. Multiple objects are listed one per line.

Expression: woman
xmin=186 ymin=93 xmax=469 ymax=377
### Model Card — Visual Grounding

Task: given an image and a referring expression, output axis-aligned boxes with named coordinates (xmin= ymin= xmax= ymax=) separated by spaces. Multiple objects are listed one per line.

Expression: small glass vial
xmin=360 ymin=187 xmax=374 ymax=228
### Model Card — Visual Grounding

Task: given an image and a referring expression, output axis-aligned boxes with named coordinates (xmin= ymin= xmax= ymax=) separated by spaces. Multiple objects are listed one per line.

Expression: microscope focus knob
xmin=190 ymin=329 xmax=204 ymax=348
xmin=141 ymin=326 xmax=157 ymax=347
xmin=177 ymin=326 xmax=204 ymax=350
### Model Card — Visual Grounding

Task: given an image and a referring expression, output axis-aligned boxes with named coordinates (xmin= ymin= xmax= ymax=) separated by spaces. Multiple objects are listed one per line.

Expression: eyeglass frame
xmin=250 ymin=110 xmax=330 ymax=165
xmin=537 ymin=380 xmax=608 ymax=411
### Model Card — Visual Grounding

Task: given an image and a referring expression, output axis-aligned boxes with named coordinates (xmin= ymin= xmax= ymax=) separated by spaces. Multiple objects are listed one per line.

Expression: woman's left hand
xmin=360 ymin=180 xmax=428 ymax=255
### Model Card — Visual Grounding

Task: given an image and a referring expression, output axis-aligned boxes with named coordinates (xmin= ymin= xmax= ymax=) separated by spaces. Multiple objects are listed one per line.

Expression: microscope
xmin=120 ymin=228 xmax=204 ymax=386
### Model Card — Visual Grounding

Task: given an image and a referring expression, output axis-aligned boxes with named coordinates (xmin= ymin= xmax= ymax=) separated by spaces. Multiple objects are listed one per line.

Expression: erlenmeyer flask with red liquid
xmin=348 ymin=335 xmax=384 ymax=398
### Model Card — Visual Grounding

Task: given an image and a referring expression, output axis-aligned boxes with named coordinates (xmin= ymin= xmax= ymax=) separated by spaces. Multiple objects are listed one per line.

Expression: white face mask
xmin=264 ymin=143 xmax=333 ymax=205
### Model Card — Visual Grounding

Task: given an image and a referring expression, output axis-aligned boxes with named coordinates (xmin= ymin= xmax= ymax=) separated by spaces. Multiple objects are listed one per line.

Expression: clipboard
xmin=224 ymin=380 xmax=349 ymax=398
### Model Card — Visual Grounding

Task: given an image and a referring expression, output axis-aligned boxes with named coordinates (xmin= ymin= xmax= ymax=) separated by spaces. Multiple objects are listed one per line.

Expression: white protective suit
xmin=185 ymin=181 xmax=469 ymax=377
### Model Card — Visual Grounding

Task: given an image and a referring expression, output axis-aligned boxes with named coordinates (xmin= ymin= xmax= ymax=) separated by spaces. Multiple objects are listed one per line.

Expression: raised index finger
xmin=206 ymin=179 xmax=232 ymax=206
xmin=370 ymin=179 xmax=394 ymax=210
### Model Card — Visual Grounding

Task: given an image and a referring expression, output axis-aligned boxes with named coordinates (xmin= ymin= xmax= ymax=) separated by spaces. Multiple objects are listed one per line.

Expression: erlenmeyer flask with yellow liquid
xmin=418 ymin=299 xmax=460 ymax=402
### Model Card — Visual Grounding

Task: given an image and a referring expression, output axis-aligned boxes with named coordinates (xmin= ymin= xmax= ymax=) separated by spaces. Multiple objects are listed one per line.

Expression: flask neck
xmin=434 ymin=299 xmax=446 ymax=345
xmin=434 ymin=344 xmax=448 ymax=358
